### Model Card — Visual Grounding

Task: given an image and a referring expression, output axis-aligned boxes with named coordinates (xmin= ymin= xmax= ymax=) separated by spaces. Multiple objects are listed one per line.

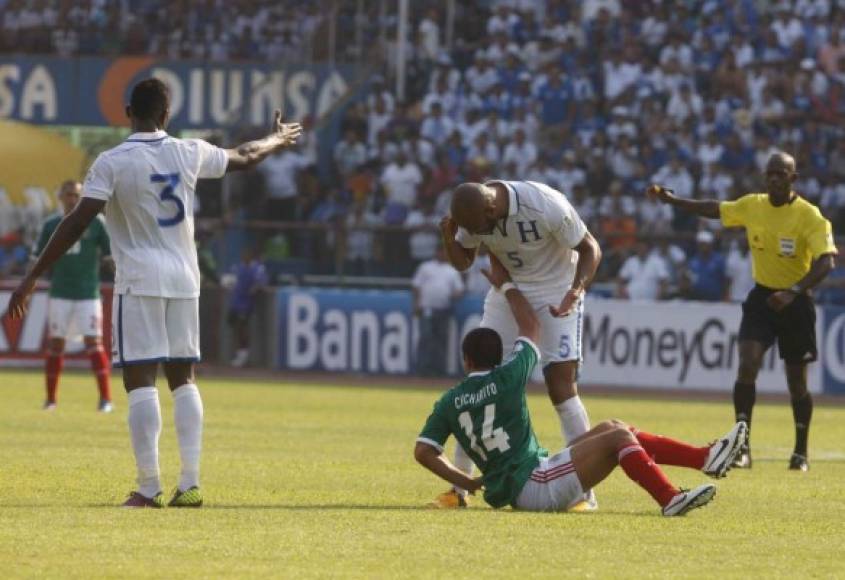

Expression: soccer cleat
xmin=568 ymin=489 xmax=599 ymax=512
xmin=732 ymin=445 xmax=752 ymax=469
xmin=168 ymin=486 xmax=203 ymax=508
xmin=98 ymin=400 xmax=113 ymax=413
xmin=427 ymin=489 xmax=469 ymax=509
xmin=703 ymin=421 xmax=748 ymax=478
xmin=788 ymin=453 xmax=809 ymax=472
xmin=42 ymin=401 xmax=57 ymax=411
xmin=121 ymin=491 xmax=165 ymax=509
xmin=662 ymin=484 xmax=717 ymax=517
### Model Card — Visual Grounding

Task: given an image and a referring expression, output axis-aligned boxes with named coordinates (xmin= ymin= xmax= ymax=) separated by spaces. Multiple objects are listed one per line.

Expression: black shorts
xmin=739 ymin=285 xmax=817 ymax=364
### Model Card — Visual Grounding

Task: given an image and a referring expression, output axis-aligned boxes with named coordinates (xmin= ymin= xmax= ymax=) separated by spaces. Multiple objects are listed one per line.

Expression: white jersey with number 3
xmin=456 ymin=180 xmax=587 ymax=292
xmin=82 ymin=130 xmax=228 ymax=298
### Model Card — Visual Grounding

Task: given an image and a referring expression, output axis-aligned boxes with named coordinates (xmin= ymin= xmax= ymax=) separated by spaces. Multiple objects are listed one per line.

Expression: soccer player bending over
xmin=414 ymin=255 xmax=747 ymax=516
xmin=6 ymin=78 xmax=302 ymax=508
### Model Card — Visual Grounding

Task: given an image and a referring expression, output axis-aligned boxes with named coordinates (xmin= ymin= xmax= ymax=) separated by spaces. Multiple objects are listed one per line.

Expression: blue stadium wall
xmin=277 ymin=287 xmax=845 ymax=395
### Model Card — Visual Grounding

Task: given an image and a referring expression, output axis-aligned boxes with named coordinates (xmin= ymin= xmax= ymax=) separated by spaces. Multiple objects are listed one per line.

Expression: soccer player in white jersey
xmin=6 ymin=78 xmax=302 ymax=508
xmin=432 ymin=180 xmax=602 ymax=509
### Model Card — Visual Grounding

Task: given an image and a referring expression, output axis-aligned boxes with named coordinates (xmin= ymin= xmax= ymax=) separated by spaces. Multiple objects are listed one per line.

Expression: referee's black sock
xmin=791 ymin=392 xmax=813 ymax=457
xmin=733 ymin=382 xmax=756 ymax=447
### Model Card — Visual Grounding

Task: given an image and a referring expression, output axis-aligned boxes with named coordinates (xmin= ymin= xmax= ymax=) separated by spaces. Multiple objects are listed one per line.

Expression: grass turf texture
xmin=1 ymin=369 xmax=843 ymax=579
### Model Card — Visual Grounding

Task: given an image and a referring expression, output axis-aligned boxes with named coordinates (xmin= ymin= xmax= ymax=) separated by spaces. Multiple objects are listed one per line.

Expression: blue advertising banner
xmin=277 ymin=288 xmax=845 ymax=395
xmin=821 ymin=306 xmax=845 ymax=395
xmin=276 ymin=287 xmax=483 ymax=376
xmin=0 ymin=56 xmax=351 ymax=128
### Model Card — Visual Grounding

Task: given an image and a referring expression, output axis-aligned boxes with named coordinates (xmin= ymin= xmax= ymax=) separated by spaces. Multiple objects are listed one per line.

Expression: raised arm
xmin=481 ymin=253 xmax=540 ymax=343
xmin=646 ymin=184 xmax=720 ymax=219
xmin=439 ymin=216 xmax=477 ymax=271
xmin=225 ymin=110 xmax=303 ymax=173
xmin=6 ymin=197 xmax=105 ymax=319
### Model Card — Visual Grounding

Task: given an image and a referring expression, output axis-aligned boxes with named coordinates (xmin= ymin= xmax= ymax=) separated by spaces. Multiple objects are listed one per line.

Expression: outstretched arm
xmin=646 ymin=184 xmax=720 ymax=219
xmin=225 ymin=110 xmax=303 ymax=172
xmin=481 ymin=253 xmax=540 ymax=343
xmin=414 ymin=442 xmax=483 ymax=493
xmin=6 ymin=197 xmax=105 ymax=319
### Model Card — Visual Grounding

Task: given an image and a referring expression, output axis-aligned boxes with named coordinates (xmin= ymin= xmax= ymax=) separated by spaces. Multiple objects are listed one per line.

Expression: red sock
xmin=88 ymin=347 xmax=111 ymax=402
xmin=46 ymin=354 xmax=64 ymax=404
xmin=630 ymin=426 xmax=709 ymax=469
xmin=618 ymin=444 xmax=679 ymax=507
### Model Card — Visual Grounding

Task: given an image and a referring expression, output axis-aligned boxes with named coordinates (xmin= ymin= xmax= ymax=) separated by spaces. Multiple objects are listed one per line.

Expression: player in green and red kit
xmin=414 ymin=255 xmax=748 ymax=515
xmin=34 ymin=180 xmax=113 ymax=412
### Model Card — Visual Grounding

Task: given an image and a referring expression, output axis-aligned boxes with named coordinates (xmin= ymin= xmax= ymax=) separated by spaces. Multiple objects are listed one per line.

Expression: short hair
xmin=462 ymin=328 xmax=503 ymax=369
xmin=129 ymin=78 xmax=170 ymax=122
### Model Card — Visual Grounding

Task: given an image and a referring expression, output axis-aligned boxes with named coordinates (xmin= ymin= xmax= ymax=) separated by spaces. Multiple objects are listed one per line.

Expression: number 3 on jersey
xmin=151 ymin=173 xmax=184 ymax=227
xmin=458 ymin=403 xmax=511 ymax=461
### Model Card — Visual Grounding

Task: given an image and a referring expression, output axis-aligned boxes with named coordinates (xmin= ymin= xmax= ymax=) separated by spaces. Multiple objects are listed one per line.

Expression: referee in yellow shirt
xmin=647 ymin=152 xmax=837 ymax=472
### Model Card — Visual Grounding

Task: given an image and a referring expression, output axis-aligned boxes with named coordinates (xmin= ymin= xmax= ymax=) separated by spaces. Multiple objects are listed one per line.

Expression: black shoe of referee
xmin=788 ymin=453 xmax=809 ymax=472
xmin=732 ymin=444 xmax=752 ymax=469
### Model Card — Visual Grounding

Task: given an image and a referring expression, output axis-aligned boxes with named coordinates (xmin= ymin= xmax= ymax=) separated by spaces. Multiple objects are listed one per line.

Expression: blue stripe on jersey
xmin=117 ymin=295 xmax=125 ymax=366
xmin=124 ymin=137 xmax=168 ymax=143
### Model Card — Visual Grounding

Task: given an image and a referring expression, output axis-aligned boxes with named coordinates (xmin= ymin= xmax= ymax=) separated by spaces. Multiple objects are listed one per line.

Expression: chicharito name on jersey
xmin=454 ymin=382 xmax=498 ymax=410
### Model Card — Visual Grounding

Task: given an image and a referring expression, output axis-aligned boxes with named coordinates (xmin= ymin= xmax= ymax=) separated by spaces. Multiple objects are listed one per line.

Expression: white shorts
xmin=513 ymin=448 xmax=584 ymax=512
xmin=48 ymin=298 xmax=102 ymax=339
xmin=112 ymin=293 xmax=200 ymax=367
xmin=481 ymin=287 xmax=583 ymax=365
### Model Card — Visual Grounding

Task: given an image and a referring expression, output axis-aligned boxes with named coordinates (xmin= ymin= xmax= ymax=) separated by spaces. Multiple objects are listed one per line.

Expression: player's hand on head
xmin=481 ymin=253 xmax=511 ymax=289
xmin=272 ymin=109 xmax=302 ymax=147
xmin=439 ymin=215 xmax=458 ymax=239
xmin=646 ymin=184 xmax=673 ymax=204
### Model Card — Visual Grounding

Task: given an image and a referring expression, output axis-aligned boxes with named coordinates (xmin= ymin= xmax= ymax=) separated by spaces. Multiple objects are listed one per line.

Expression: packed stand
xmin=317 ymin=0 xmax=845 ymax=304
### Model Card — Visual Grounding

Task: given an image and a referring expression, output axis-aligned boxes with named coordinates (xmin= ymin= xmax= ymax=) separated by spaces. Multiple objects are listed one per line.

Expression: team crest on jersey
xmin=779 ymin=237 xmax=796 ymax=257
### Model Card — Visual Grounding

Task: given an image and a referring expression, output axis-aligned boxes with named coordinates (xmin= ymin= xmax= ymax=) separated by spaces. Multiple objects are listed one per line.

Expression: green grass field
xmin=1 ymin=369 xmax=843 ymax=579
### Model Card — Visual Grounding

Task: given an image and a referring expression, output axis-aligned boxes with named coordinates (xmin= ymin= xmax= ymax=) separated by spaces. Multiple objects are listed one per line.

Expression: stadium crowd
xmin=3 ymin=0 xmax=845 ymax=304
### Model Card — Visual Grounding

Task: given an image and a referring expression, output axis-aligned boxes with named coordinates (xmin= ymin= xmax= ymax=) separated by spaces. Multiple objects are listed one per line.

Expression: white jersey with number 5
xmin=456 ymin=180 xmax=587 ymax=292
xmin=82 ymin=130 xmax=228 ymax=298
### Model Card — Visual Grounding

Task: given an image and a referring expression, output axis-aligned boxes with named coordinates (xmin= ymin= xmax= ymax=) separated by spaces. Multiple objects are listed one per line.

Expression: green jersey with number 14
xmin=417 ymin=337 xmax=546 ymax=508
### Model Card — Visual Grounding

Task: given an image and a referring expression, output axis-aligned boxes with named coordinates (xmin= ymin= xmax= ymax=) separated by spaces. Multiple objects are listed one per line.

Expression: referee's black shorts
xmin=739 ymin=284 xmax=817 ymax=364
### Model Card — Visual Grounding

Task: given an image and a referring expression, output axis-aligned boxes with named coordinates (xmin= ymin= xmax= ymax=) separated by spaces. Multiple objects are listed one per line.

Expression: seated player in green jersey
xmin=414 ymin=255 xmax=748 ymax=516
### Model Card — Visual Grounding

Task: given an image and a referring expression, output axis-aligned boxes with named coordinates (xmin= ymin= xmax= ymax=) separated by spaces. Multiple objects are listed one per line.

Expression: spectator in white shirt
xmin=418 ymin=8 xmax=440 ymax=61
xmin=501 ymin=128 xmax=538 ymax=175
xmin=260 ymin=147 xmax=311 ymax=221
xmin=725 ymin=237 xmax=755 ymax=303
xmin=771 ymin=10 xmax=805 ymax=49
xmin=406 ymin=199 xmax=442 ymax=266
xmin=467 ymin=132 xmax=501 ymax=168
xmin=333 ymin=129 xmax=368 ymax=177
xmin=666 ymin=83 xmax=703 ymax=124
xmin=465 ymin=53 xmax=500 ymax=94
xmin=697 ymin=133 xmax=724 ymax=167
xmin=367 ymin=95 xmax=393 ymax=146
xmin=699 ymin=163 xmax=735 ymax=201
xmin=412 ymin=246 xmax=464 ymax=376
xmin=380 ymin=150 xmax=422 ymax=209
xmin=652 ymin=156 xmax=694 ymax=199
xmin=617 ymin=241 xmax=670 ymax=300
xmin=420 ymin=102 xmax=456 ymax=146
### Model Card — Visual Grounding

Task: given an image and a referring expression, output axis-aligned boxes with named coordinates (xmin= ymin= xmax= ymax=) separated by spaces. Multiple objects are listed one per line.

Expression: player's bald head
xmin=450 ymin=182 xmax=498 ymax=234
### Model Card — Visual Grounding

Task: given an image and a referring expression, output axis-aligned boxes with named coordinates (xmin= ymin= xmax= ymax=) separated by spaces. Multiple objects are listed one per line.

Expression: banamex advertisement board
xmin=276 ymin=288 xmax=839 ymax=394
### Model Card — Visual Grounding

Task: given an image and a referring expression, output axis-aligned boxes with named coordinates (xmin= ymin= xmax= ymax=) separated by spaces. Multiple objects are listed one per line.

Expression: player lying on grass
xmin=414 ymin=254 xmax=748 ymax=515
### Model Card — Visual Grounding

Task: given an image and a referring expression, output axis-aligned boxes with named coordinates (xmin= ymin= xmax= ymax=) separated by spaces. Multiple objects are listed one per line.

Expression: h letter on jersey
xmin=517 ymin=220 xmax=542 ymax=243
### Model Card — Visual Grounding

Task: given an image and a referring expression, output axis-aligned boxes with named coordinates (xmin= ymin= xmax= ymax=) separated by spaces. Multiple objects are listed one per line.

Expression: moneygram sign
xmin=0 ymin=57 xmax=350 ymax=128
xmin=275 ymin=289 xmax=844 ymax=394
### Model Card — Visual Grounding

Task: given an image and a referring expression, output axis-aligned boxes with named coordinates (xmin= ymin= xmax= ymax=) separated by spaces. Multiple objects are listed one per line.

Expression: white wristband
xmin=499 ymin=282 xmax=517 ymax=294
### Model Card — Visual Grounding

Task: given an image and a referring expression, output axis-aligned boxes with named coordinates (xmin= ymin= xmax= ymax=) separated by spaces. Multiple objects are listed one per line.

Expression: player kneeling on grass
xmin=414 ymin=255 xmax=748 ymax=516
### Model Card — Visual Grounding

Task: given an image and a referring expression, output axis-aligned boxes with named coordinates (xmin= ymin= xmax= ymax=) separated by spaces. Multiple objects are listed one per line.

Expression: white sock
xmin=555 ymin=395 xmax=591 ymax=445
xmin=127 ymin=387 xmax=162 ymax=498
xmin=452 ymin=443 xmax=475 ymax=497
xmin=173 ymin=383 xmax=203 ymax=491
